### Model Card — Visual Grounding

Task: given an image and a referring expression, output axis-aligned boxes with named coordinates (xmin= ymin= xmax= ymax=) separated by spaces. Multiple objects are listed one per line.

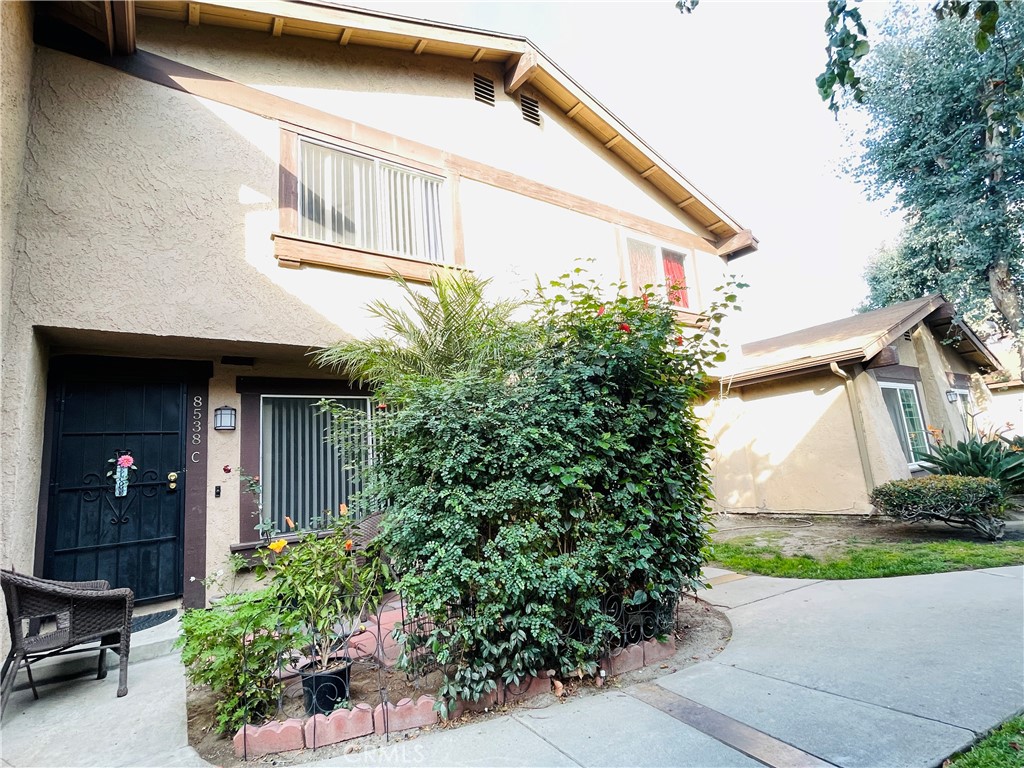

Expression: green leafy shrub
xmin=915 ymin=435 xmax=1024 ymax=495
xmin=177 ymin=588 xmax=295 ymax=734
xmin=870 ymin=475 xmax=1006 ymax=540
xmin=334 ymin=271 xmax=739 ymax=715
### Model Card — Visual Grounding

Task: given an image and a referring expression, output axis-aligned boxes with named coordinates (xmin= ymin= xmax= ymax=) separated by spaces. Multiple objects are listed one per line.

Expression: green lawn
xmin=710 ymin=535 xmax=1024 ymax=579
xmin=947 ymin=716 xmax=1024 ymax=768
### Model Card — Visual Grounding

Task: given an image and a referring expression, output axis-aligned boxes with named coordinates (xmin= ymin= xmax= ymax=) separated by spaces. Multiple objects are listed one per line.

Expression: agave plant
xmin=915 ymin=435 xmax=1024 ymax=495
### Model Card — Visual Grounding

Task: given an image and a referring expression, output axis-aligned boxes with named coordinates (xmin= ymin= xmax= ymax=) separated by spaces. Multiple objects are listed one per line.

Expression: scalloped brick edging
xmin=304 ymin=702 xmax=375 ymax=749
xmin=233 ymin=719 xmax=305 ymax=758
xmin=642 ymin=638 xmax=676 ymax=665
xmin=374 ymin=695 xmax=439 ymax=735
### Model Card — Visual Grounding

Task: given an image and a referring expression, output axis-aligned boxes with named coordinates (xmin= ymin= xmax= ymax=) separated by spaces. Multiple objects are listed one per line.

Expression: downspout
xmin=830 ymin=362 xmax=876 ymax=493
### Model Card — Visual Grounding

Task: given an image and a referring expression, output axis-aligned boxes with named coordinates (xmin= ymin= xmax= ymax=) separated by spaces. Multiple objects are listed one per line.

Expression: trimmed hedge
xmin=870 ymin=475 xmax=1006 ymax=540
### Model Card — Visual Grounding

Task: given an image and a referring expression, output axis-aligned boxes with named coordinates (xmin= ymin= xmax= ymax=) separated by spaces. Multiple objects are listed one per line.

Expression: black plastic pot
xmin=300 ymin=659 xmax=352 ymax=716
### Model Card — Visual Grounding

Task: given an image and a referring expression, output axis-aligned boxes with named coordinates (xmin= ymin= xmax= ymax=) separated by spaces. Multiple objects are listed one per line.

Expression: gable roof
xmin=718 ymin=295 xmax=1001 ymax=387
xmin=129 ymin=0 xmax=756 ymax=257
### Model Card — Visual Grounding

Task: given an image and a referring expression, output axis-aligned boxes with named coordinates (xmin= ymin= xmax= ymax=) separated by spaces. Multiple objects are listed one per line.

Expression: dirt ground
xmin=710 ymin=509 xmax=1024 ymax=559
xmin=186 ymin=597 xmax=732 ymax=767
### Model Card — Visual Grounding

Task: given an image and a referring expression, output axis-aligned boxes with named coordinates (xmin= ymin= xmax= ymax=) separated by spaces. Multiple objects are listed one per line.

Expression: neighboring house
xmin=983 ymin=338 xmax=1024 ymax=440
xmin=0 ymin=1 xmax=756 ymax=609
xmin=701 ymin=296 xmax=1001 ymax=516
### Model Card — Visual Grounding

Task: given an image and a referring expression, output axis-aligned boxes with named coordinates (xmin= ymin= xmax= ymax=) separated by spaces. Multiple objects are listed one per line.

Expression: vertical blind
xmin=261 ymin=396 xmax=370 ymax=532
xmin=299 ymin=139 xmax=445 ymax=263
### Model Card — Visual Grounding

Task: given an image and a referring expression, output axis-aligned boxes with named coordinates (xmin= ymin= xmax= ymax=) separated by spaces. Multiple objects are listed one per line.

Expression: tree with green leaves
xmin=855 ymin=5 xmax=1023 ymax=373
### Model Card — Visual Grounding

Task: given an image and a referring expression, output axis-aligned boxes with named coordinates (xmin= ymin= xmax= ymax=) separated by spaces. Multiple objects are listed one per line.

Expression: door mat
xmin=131 ymin=609 xmax=177 ymax=633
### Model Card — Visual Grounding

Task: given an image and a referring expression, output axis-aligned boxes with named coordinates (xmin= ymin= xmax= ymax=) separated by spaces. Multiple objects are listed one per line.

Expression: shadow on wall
xmin=13 ymin=46 xmax=355 ymax=351
xmin=701 ymin=374 xmax=872 ymax=515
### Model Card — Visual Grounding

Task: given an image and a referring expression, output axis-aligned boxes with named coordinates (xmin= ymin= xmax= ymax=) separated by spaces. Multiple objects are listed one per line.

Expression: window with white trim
xmin=625 ymin=237 xmax=691 ymax=309
xmin=260 ymin=395 xmax=372 ymax=532
xmin=299 ymin=137 xmax=447 ymax=263
xmin=951 ymin=387 xmax=974 ymax=433
xmin=879 ymin=382 xmax=928 ymax=465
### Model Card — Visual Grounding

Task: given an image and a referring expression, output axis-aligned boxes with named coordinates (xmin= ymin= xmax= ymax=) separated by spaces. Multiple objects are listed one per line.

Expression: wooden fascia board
xmin=719 ymin=352 xmax=864 ymax=388
xmin=199 ymin=0 xmax=531 ymax=55
xmin=715 ymin=229 xmax=758 ymax=259
xmin=867 ymin=296 xmax=947 ymax=358
xmin=504 ymin=50 xmax=539 ymax=94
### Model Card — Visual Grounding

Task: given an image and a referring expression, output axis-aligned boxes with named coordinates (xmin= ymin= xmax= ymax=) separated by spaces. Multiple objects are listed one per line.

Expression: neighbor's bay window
xmin=260 ymin=395 xmax=372 ymax=532
xmin=626 ymin=237 xmax=690 ymax=309
xmin=879 ymin=382 xmax=929 ymax=465
xmin=299 ymin=137 xmax=446 ymax=263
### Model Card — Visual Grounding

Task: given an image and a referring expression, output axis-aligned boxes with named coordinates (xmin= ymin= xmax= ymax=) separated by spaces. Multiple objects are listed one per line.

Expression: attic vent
xmin=903 ymin=331 xmax=913 ymax=342
xmin=521 ymin=94 xmax=541 ymax=125
xmin=473 ymin=73 xmax=495 ymax=106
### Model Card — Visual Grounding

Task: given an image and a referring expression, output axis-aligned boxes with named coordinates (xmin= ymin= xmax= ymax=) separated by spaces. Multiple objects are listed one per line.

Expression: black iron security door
xmin=44 ymin=374 xmax=187 ymax=603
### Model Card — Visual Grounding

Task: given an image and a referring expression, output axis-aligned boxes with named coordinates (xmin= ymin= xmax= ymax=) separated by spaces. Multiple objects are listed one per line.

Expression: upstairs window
xmin=299 ymin=137 xmax=446 ymax=263
xmin=625 ymin=237 xmax=690 ymax=309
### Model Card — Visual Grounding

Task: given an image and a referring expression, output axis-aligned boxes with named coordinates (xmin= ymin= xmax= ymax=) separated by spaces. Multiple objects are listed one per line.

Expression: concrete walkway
xmin=2 ymin=567 xmax=1021 ymax=768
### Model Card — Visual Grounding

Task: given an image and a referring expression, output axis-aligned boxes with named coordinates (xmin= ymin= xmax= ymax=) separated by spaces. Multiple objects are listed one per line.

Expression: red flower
xmin=675 ymin=335 xmax=684 ymax=346
xmin=642 ymin=294 xmax=649 ymax=309
xmin=344 ymin=539 xmax=354 ymax=552
xmin=377 ymin=403 xmax=387 ymax=410
xmin=596 ymin=306 xmax=606 ymax=317
xmin=619 ymin=323 xmax=631 ymax=333
xmin=223 ymin=465 xmax=232 ymax=474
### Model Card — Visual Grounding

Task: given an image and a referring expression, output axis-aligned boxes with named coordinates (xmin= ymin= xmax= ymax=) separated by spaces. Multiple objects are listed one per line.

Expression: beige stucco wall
xmin=1 ymin=0 xmax=37 ymax=579
xmin=134 ymin=18 xmax=711 ymax=241
xmin=702 ymin=372 xmax=869 ymax=514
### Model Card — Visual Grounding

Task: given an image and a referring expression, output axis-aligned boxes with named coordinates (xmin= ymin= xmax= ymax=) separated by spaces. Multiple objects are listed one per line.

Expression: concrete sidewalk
xmin=2 ymin=566 xmax=1022 ymax=768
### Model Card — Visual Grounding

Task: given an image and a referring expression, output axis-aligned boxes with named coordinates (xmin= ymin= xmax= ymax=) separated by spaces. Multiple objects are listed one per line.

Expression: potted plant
xmin=257 ymin=510 xmax=380 ymax=715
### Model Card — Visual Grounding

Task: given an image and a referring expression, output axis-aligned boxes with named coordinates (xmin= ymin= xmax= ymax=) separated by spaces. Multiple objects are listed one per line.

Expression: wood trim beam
xmin=504 ymin=50 xmax=538 ymax=94
xmin=446 ymin=155 xmax=713 ymax=254
xmin=677 ymin=197 xmax=697 ymax=208
xmin=566 ymin=102 xmax=584 ymax=119
xmin=471 ymin=48 xmax=486 ymax=63
xmin=338 ymin=27 xmax=352 ymax=45
xmin=93 ymin=49 xmax=726 ymax=257
xmin=111 ymin=1 xmax=137 ymax=55
xmin=604 ymin=135 xmax=622 ymax=149
xmin=187 ymin=2 xmax=199 ymax=26
xmin=272 ymin=233 xmax=468 ymax=283
xmin=271 ymin=16 xmax=283 ymax=36
xmin=279 ymin=129 xmax=298 ymax=234
xmin=713 ymin=229 xmax=758 ymax=258
xmin=413 ymin=39 xmax=427 ymax=54
xmin=640 ymin=166 xmax=658 ymax=179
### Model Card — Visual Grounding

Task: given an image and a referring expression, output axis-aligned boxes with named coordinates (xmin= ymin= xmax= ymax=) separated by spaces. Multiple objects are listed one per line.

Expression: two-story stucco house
xmin=1 ymin=0 xmax=757 ymax=609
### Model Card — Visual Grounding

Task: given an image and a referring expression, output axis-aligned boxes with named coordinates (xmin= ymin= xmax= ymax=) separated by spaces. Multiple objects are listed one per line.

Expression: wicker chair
xmin=1 ymin=569 xmax=133 ymax=716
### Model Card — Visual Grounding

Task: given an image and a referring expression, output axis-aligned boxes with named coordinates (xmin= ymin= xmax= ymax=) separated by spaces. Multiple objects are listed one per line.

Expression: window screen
xmin=880 ymin=384 xmax=928 ymax=463
xmin=260 ymin=396 xmax=371 ymax=532
xmin=299 ymin=139 xmax=445 ymax=263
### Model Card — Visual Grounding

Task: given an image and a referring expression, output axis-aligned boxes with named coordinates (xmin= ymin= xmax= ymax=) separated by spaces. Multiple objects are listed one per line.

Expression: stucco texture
xmin=703 ymin=373 xmax=868 ymax=514
xmin=134 ymin=17 xmax=709 ymax=240
xmin=1 ymin=0 xmax=37 ymax=577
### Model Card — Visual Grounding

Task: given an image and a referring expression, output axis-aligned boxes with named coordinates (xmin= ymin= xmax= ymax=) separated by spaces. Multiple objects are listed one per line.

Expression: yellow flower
xmin=267 ymin=539 xmax=287 ymax=554
xmin=338 ymin=503 xmax=349 ymax=516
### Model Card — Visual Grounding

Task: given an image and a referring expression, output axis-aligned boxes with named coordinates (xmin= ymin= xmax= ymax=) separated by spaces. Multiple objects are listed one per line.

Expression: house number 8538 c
xmin=191 ymin=396 xmax=203 ymax=463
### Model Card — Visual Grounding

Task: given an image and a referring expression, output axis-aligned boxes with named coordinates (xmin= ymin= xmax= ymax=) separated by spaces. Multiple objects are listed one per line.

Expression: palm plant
xmin=314 ymin=270 xmax=525 ymax=389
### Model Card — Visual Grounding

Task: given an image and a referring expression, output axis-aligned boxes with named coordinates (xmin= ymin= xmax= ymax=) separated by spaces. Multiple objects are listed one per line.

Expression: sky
xmin=349 ymin=0 xmax=907 ymax=341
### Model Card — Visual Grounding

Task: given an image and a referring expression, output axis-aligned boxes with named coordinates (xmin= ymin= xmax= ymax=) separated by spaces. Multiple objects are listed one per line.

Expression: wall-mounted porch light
xmin=214 ymin=406 xmax=237 ymax=430
xmin=945 ymin=390 xmax=959 ymax=404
